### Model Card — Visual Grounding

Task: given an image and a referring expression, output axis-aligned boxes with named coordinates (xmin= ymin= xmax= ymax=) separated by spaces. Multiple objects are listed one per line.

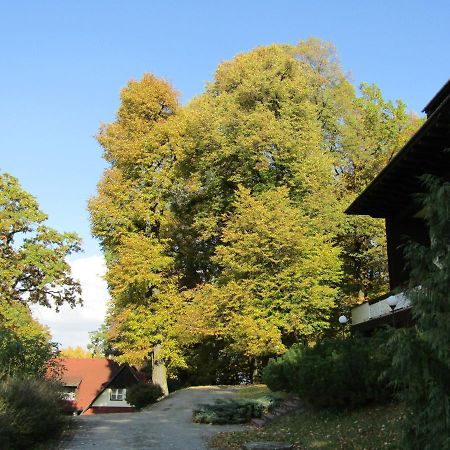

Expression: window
xmin=110 ymin=388 xmax=126 ymax=401
xmin=63 ymin=391 xmax=76 ymax=401
xmin=63 ymin=386 xmax=76 ymax=401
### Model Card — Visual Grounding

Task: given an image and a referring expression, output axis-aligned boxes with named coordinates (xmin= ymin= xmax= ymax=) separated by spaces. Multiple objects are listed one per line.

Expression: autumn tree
xmin=89 ymin=74 xmax=184 ymax=394
xmin=90 ymin=39 xmax=421 ymax=385
xmin=59 ymin=346 xmax=93 ymax=359
xmin=173 ymin=44 xmax=340 ymax=287
xmin=176 ymin=40 xmax=420 ymax=307
xmin=167 ymin=44 xmax=343 ymax=380
xmin=193 ymin=187 xmax=341 ymax=380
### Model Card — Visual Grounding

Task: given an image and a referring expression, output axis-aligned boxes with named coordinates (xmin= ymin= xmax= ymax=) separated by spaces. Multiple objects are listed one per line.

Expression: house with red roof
xmin=59 ymin=358 xmax=141 ymax=415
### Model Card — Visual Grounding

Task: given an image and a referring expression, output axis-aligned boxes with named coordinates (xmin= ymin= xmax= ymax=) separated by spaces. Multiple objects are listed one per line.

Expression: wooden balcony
xmin=351 ymin=292 xmax=411 ymax=331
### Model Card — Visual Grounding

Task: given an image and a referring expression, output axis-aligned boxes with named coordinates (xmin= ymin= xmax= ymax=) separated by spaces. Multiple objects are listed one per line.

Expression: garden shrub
xmin=193 ymin=396 xmax=278 ymax=424
xmin=0 ymin=376 xmax=69 ymax=450
xmin=260 ymin=343 xmax=304 ymax=392
xmin=126 ymin=382 xmax=163 ymax=410
xmin=262 ymin=329 xmax=393 ymax=409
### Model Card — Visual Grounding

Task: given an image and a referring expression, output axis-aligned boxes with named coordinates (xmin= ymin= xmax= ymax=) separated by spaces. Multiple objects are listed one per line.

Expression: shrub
xmin=193 ymin=396 xmax=278 ymax=424
xmin=260 ymin=344 xmax=304 ymax=393
xmin=126 ymin=382 xmax=163 ymax=410
xmin=0 ymin=376 xmax=69 ymax=449
xmin=262 ymin=330 xmax=393 ymax=409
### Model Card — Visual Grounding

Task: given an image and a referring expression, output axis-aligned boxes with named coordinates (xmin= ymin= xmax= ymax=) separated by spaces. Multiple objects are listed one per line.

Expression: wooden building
xmin=346 ymin=79 xmax=450 ymax=331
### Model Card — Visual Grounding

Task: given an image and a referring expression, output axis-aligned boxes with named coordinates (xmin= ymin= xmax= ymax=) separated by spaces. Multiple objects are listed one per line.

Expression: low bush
xmin=262 ymin=329 xmax=394 ymax=409
xmin=0 ymin=376 xmax=69 ymax=450
xmin=193 ymin=396 xmax=278 ymax=424
xmin=260 ymin=344 xmax=304 ymax=393
xmin=126 ymin=382 xmax=163 ymax=410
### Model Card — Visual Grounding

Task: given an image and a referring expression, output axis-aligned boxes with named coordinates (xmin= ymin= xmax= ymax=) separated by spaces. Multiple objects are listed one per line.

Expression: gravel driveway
xmin=62 ymin=386 xmax=245 ymax=450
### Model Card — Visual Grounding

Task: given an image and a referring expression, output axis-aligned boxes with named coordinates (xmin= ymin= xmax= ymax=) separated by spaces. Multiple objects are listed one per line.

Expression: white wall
xmin=91 ymin=388 xmax=131 ymax=408
xmin=351 ymin=292 xmax=410 ymax=325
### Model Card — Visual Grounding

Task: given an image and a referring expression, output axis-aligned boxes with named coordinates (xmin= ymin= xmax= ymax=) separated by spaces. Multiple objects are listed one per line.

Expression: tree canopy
xmin=0 ymin=298 xmax=57 ymax=378
xmin=89 ymin=38 xmax=420 ymax=388
xmin=0 ymin=172 xmax=82 ymax=377
xmin=0 ymin=172 xmax=82 ymax=308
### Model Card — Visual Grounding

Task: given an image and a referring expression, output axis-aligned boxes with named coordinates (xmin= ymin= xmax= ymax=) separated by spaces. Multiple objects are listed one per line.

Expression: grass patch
xmin=233 ymin=384 xmax=288 ymax=402
xmin=210 ymin=402 xmax=405 ymax=449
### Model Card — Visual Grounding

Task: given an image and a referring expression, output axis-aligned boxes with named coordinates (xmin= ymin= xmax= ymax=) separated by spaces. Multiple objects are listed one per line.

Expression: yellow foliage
xmin=60 ymin=346 xmax=93 ymax=359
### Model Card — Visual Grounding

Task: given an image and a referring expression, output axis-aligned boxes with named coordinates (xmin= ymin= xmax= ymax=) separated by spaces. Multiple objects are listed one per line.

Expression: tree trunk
xmin=152 ymin=343 xmax=169 ymax=396
xmin=249 ymin=357 xmax=260 ymax=384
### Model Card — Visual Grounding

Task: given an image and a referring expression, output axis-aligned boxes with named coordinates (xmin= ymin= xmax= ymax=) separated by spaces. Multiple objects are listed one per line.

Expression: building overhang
xmin=62 ymin=376 xmax=82 ymax=388
xmin=346 ymin=80 xmax=450 ymax=219
xmin=351 ymin=292 xmax=411 ymax=331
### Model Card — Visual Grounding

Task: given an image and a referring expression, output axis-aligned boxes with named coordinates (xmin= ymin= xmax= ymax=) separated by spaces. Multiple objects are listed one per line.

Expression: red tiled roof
xmin=63 ymin=376 xmax=82 ymax=387
xmin=58 ymin=358 xmax=121 ymax=411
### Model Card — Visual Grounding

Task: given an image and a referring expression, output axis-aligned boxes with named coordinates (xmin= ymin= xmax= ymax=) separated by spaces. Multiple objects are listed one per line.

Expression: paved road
xmin=62 ymin=387 xmax=244 ymax=450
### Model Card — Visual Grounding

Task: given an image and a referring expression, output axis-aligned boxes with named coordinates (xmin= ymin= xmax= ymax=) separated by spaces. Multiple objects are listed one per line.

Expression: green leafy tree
xmin=0 ymin=172 xmax=81 ymax=376
xmin=293 ymin=39 xmax=421 ymax=305
xmin=88 ymin=323 xmax=115 ymax=357
xmin=0 ymin=172 xmax=82 ymax=308
xmin=0 ymin=299 xmax=58 ymax=378
xmin=340 ymin=83 xmax=422 ymax=192
xmin=389 ymin=176 xmax=450 ymax=449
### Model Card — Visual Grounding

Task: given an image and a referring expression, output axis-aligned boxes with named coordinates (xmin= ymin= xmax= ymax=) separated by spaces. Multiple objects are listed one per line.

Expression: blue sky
xmin=1 ymin=0 xmax=449 ymax=257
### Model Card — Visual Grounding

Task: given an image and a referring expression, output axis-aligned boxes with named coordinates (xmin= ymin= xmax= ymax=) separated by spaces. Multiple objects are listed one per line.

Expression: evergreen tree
xmin=389 ymin=175 xmax=450 ymax=449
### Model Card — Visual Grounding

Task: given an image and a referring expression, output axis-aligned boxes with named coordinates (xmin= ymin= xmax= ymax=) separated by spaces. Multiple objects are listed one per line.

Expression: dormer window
xmin=63 ymin=386 xmax=77 ymax=401
xmin=110 ymin=388 xmax=126 ymax=401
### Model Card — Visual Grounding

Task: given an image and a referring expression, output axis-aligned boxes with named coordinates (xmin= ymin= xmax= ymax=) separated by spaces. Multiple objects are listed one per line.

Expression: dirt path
xmin=62 ymin=386 xmax=245 ymax=450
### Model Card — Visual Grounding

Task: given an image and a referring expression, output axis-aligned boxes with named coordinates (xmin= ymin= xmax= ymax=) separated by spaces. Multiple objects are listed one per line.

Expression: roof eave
xmin=346 ymin=91 xmax=450 ymax=217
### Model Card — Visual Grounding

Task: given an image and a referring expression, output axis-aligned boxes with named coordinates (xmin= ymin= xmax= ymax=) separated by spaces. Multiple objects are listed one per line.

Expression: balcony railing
xmin=351 ymin=292 xmax=411 ymax=327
